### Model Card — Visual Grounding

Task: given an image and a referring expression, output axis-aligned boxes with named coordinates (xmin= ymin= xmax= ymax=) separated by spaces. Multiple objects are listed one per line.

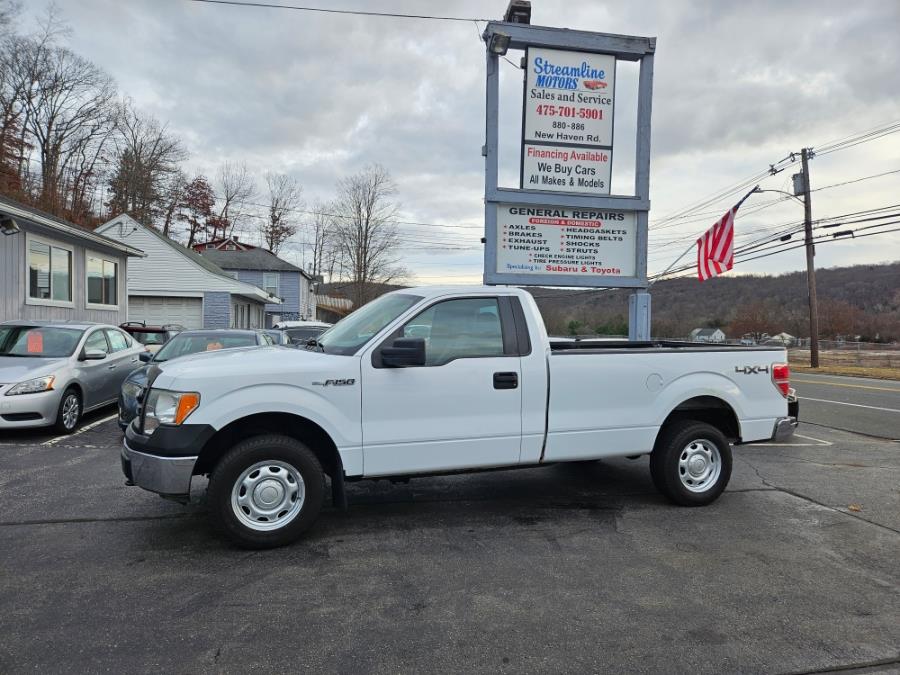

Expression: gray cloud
xmin=20 ymin=0 xmax=900 ymax=280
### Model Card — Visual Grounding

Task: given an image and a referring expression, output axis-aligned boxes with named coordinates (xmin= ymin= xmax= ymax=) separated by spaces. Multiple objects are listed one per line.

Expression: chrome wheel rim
xmin=230 ymin=460 xmax=305 ymax=531
xmin=678 ymin=439 xmax=721 ymax=493
xmin=61 ymin=394 xmax=79 ymax=430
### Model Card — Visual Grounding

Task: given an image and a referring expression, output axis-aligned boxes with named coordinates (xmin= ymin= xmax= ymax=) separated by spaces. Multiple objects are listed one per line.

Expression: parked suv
xmin=0 ymin=321 xmax=143 ymax=433
xmin=120 ymin=322 xmax=184 ymax=354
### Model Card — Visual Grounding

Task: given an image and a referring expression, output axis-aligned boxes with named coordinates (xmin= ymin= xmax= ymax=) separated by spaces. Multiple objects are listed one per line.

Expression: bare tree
xmin=178 ymin=175 xmax=215 ymax=247
xmin=107 ymin=102 xmax=187 ymax=226
xmin=260 ymin=172 xmax=301 ymax=254
xmin=332 ymin=164 xmax=405 ymax=305
xmin=306 ymin=199 xmax=338 ymax=279
xmin=212 ymin=160 xmax=255 ymax=240
xmin=22 ymin=39 xmax=118 ymax=216
xmin=159 ymin=168 xmax=188 ymax=237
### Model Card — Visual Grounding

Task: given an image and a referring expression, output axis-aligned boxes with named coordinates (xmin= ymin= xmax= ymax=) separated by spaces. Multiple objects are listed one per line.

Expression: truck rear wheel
xmin=650 ymin=421 xmax=732 ymax=506
xmin=208 ymin=434 xmax=324 ymax=549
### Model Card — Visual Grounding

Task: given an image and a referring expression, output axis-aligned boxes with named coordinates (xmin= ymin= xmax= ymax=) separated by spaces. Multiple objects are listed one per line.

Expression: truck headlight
xmin=143 ymin=388 xmax=200 ymax=433
xmin=5 ymin=375 xmax=55 ymax=396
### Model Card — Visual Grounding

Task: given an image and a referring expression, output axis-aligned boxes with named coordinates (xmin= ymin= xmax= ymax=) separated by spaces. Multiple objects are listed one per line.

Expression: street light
xmin=0 ymin=215 xmax=20 ymax=236
xmin=488 ymin=32 xmax=511 ymax=56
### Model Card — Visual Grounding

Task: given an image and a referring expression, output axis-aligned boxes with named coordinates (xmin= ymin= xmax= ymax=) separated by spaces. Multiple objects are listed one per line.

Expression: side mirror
xmin=83 ymin=349 xmax=107 ymax=361
xmin=381 ymin=337 xmax=426 ymax=368
xmin=138 ymin=351 xmax=152 ymax=363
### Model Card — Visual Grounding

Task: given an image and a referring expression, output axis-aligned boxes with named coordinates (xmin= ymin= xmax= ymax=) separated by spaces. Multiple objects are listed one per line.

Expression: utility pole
xmin=799 ymin=148 xmax=820 ymax=368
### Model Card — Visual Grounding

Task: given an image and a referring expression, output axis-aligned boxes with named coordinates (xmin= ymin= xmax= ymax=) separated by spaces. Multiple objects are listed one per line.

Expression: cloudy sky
xmin=21 ymin=0 xmax=900 ymax=284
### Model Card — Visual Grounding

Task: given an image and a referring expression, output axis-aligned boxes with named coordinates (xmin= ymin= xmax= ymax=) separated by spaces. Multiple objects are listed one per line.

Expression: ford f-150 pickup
xmin=122 ymin=286 xmax=798 ymax=548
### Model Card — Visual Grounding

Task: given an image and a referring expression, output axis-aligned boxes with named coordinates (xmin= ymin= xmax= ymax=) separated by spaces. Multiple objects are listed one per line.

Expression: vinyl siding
xmin=0 ymin=221 xmax=128 ymax=324
xmin=230 ymin=270 xmax=301 ymax=315
xmin=96 ymin=216 xmax=269 ymax=299
xmin=203 ymin=292 xmax=231 ymax=328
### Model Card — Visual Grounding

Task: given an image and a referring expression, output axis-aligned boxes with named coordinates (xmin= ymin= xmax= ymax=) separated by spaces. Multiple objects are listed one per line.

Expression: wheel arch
xmin=655 ymin=396 xmax=741 ymax=448
xmin=194 ymin=412 xmax=343 ymax=484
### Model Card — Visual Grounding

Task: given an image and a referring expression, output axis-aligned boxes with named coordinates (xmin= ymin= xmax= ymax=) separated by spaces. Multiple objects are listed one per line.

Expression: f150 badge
xmin=312 ymin=379 xmax=356 ymax=386
xmin=734 ymin=365 xmax=769 ymax=375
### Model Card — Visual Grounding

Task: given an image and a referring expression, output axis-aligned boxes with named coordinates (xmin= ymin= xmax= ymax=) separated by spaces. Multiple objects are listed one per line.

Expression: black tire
xmin=207 ymin=434 xmax=325 ymax=549
xmin=649 ymin=421 xmax=732 ymax=506
xmin=53 ymin=387 xmax=82 ymax=434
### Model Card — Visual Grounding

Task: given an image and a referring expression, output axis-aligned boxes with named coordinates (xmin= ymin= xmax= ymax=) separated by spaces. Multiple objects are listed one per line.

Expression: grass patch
xmin=790 ymin=364 xmax=900 ymax=381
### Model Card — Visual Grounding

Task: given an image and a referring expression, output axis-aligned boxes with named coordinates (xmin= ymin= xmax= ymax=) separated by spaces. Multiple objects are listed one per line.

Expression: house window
xmin=27 ymin=236 xmax=73 ymax=306
xmin=86 ymin=253 xmax=118 ymax=307
xmin=225 ymin=244 xmax=236 ymax=250
xmin=206 ymin=243 xmax=215 ymax=249
xmin=263 ymin=273 xmax=279 ymax=297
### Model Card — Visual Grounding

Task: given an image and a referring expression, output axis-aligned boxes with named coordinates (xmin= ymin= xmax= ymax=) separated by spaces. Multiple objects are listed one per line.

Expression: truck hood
xmin=152 ymin=346 xmax=355 ymax=392
xmin=0 ymin=356 xmax=66 ymax=384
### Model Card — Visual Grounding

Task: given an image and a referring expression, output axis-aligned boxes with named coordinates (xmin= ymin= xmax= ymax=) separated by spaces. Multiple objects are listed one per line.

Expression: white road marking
xmin=800 ymin=396 xmax=900 ymax=414
xmin=42 ymin=413 xmax=117 ymax=446
xmin=753 ymin=433 xmax=833 ymax=447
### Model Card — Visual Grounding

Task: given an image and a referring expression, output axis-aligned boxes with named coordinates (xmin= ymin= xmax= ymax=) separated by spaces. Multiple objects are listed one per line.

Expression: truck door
xmin=361 ymin=296 xmax=522 ymax=476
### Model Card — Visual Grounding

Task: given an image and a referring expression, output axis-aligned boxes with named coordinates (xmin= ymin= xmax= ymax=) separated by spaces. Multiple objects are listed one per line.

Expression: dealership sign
xmin=495 ymin=204 xmax=636 ymax=279
xmin=521 ymin=48 xmax=616 ymax=195
xmin=481 ymin=21 xmax=655 ymax=296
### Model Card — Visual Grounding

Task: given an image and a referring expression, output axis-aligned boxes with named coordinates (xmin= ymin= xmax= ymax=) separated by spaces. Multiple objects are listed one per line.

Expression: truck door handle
xmin=493 ymin=372 xmax=518 ymax=389
xmin=107 ymin=364 xmax=117 ymax=370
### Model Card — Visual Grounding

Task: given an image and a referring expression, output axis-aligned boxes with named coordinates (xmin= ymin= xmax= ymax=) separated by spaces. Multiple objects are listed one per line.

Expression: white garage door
xmin=128 ymin=296 xmax=203 ymax=329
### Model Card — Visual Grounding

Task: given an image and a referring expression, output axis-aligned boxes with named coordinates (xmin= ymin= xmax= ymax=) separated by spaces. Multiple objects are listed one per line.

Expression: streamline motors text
xmin=533 ymin=56 xmax=606 ymax=90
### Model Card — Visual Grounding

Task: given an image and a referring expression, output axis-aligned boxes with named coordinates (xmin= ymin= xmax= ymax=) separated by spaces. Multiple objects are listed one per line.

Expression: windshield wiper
xmin=305 ymin=338 xmax=325 ymax=353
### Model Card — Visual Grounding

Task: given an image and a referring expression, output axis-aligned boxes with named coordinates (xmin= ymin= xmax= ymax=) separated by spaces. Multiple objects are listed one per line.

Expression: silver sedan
xmin=0 ymin=321 xmax=144 ymax=433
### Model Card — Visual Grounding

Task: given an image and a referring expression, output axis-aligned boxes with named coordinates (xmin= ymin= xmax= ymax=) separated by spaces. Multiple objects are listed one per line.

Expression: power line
xmin=651 ymin=219 xmax=900 ymax=280
xmin=812 ymin=167 xmax=900 ymax=192
xmin=647 ymin=169 xmax=900 ymax=258
xmin=188 ymin=0 xmax=490 ymax=22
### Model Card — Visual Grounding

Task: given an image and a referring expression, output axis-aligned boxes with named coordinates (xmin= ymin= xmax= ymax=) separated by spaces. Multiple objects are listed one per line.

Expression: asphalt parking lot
xmin=1 ymin=411 xmax=898 ymax=674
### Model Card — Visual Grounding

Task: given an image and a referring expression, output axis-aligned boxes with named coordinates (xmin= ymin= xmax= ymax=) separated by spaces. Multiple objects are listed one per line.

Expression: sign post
xmin=482 ymin=22 xmax=656 ymax=338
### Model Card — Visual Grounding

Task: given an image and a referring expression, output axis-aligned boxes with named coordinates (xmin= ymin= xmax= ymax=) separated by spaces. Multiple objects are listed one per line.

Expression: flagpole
xmin=647 ymin=184 xmax=759 ymax=287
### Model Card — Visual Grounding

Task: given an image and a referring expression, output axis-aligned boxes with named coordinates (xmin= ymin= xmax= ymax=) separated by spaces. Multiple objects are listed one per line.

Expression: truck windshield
xmin=317 ymin=293 xmax=422 ymax=355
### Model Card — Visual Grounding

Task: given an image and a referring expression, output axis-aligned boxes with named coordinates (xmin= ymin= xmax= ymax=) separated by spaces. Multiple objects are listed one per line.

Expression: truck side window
xmin=402 ymin=297 xmax=504 ymax=366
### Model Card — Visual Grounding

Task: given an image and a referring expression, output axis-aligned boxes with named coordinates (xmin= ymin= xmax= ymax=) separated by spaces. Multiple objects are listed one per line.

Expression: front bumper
xmin=0 ymin=388 xmax=61 ymax=429
xmin=122 ymin=421 xmax=215 ymax=497
xmin=121 ymin=440 xmax=197 ymax=497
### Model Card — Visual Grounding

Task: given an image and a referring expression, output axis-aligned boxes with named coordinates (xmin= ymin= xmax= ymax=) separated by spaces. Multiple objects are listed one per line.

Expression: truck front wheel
xmin=208 ymin=434 xmax=325 ymax=548
xmin=650 ymin=421 xmax=732 ymax=506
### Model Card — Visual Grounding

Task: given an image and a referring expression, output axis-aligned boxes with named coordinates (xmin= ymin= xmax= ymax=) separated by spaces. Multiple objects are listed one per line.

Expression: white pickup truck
xmin=122 ymin=286 xmax=798 ymax=548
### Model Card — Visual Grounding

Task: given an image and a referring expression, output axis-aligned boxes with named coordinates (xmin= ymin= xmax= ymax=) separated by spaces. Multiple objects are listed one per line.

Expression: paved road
xmin=1 ymin=419 xmax=898 ymax=674
xmin=792 ymin=372 xmax=900 ymax=439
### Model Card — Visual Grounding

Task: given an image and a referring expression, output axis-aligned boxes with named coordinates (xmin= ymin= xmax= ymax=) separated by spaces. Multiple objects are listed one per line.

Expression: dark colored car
xmin=120 ymin=322 xmax=184 ymax=354
xmin=118 ymin=329 xmax=270 ymax=431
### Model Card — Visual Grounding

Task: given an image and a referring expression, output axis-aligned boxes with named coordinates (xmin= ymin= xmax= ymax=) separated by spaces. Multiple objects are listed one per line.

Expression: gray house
xmin=197 ymin=245 xmax=315 ymax=326
xmin=96 ymin=215 xmax=278 ymax=329
xmin=0 ymin=196 xmax=143 ymax=325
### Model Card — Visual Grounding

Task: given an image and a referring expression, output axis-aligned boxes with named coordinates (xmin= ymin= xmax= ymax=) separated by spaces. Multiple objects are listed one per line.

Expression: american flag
xmin=697 ymin=204 xmax=738 ymax=281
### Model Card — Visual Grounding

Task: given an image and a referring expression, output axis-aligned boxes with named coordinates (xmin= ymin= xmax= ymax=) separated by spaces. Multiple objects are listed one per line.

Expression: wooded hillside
xmin=528 ymin=263 xmax=900 ymax=341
